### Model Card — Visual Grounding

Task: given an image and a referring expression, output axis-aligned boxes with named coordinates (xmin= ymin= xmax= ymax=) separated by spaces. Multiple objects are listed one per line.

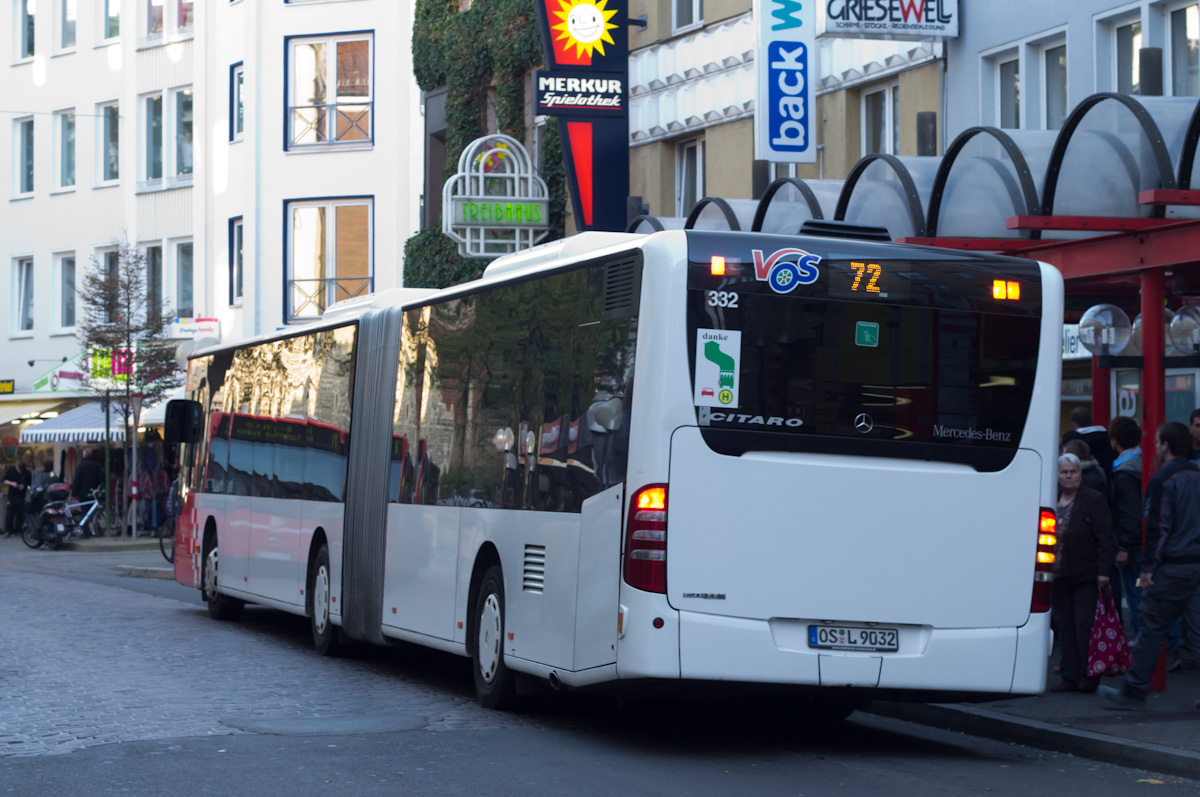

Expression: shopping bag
xmin=1087 ymin=586 xmax=1131 ymax=678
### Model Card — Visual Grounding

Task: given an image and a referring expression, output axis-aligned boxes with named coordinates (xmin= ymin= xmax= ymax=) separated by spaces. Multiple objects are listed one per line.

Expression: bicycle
xmin=157 ymin=517 xmax=175 ymax=563
xmin=62 ymin=487 xmax=107 ymax=539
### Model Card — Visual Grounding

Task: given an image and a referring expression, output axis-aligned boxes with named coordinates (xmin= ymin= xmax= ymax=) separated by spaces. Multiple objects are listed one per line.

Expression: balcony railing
xmin=290 ymin=102 xmax=373 ymax=146
xmin=289 ymin=276 xmax=373 ymax=319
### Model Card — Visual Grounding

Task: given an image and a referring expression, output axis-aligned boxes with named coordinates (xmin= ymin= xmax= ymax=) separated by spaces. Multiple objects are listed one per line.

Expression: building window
xmin=676 ymin=139 xmax=704 ymax=217
xmin=18 ymin=0 xmax=35 ymax=58
xmin=56 ymin=109 xmax=75 ymax=189
xmin=289 ymin=34 xmax=373 ymax=148
xmin=147 ymin=0 xmax=162 ymax=35
xmin=103 ymin=0 xmax=119 ymax=39
xmin=1172 ymin=4 xmax=1199 ymax=96
xmin=1044 ymin=44 xmax=1067 ymax=130
xmin=287 ymin=199 xmax=372 ymax=320
xmin=55 ymin=252 xmax=75 ymax=329
xmin=14 ymin=117 xmax=33 ymax=196
xmin=1116 ymin=21 xmax=1142 ymax=95
xmin=98 ymin=248 xmax=118 ymax=322
xmin=59 ymin=0 xmax=74 ymax=48
xmin=862 ymin=82 xmax=898 ymax=156
xmin=175 ymin=240 xmax=193 ymax=317
xmin=231 ymin=63 xmax=245 ymax=141
xmin=999 ymin=56 xmax=1020 ymax=129
xmin=177 ymin=0 xmax=192 ymax=31
xmin=174 ymin=88 xmax=193 ymax=176
xmin=674 ymin=0 xmax=702 ymax=29
xmin=145 ymin=244 xmax=163 ymax=323
xmin=13 ymin=257 xmax=34 ymax=334
xmin=144 ymin=94 xmax=163 ymax=182
xmin=229 ymin=217 xmax=244 ymax=304
xmin=98 ymin=102 xmax=119 ymax=183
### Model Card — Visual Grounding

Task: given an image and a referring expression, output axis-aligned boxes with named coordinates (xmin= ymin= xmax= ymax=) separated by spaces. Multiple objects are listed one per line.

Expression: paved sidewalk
xmin=875 ymin=665 xmax=1200 ymax=780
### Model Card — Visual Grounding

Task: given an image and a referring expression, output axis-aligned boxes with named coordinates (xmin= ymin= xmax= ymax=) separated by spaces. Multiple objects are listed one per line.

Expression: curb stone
xmin=869 ymin=701 xmax=1200 ymax=781
xmin=114 ymin=565 xmax=174 ymax=580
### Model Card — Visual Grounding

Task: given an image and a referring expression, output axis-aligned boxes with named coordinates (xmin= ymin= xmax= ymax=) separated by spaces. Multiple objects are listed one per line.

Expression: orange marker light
xmin=710 ymin=256 xmax=726 ymax=276
xmin=993 ymin=280 xmax=1007 ymax=300
xmin=637 ymin=486 xmax=667 ymax=511
xmin=1007 ymin=281 xmax=1020 ymax=300
xmin=1040 ymin=513 xmax=1056 ymax=534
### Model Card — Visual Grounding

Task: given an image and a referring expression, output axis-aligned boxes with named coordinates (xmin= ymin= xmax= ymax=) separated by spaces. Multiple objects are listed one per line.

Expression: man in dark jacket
xmin=1100 ymin=421 xmax=1200 ymax=709
xmin=3 ymin=460 xmax=31 ymax=538
xmin=1189 ymin=409 xmax=1200 ymax=465
xmin=1110 ymin=416 xmax=1144 ymax=633
xmin=71 ymin=449 xmax=104 ymax=501
xmin=1063 ymin=406 xmax=1116 ymax=474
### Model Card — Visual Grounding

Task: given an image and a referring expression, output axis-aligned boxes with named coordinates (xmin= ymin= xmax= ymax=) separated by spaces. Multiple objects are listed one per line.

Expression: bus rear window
xmin=685 ymin=244 xmax=1042 ymax=471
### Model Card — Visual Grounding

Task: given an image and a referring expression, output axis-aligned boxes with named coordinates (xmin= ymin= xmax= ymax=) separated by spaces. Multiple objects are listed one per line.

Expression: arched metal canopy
xmin=1041 ymin=93 xmax=1186 ymax=220
xmin=752 ymin=178 xmax=845 ymax=233
xmin=927 ymin=127 xmax=1053 ymax=238
xmin=685 ymin=197 xmax=759 ymax=231
xmin=835 ymin=154 xmax=940 ymax=239
xmin=626 ymin=215 xmax=686 ymax=233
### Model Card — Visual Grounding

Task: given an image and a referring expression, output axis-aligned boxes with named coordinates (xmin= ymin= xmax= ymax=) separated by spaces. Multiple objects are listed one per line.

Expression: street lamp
xmin=27 ymin=357 xmax=68 ymax=367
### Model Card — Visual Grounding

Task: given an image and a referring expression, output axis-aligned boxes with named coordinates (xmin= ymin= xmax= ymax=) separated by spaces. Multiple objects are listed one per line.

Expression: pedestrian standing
xmin=1063 ymin=406 xmax=1117 ymax=475
xmin=1052 ymin=453 xmax=1116 ymax=693
xmin=1064 ymin=439 xmax=1108 ymax=496
xmin=3 ymin=460 xmax=32 ymax=538
xmin=1099 ymin=422 xmax=1200 ymax=709
xmin=1110 ymin=416 xmax=1144 ymax=633
xmin=30 ymin=460 xmax=56 ymax=491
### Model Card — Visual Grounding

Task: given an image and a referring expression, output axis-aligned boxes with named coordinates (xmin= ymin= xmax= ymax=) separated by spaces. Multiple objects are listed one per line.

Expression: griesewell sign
xmin=819 ymin=0 xmax=958 ymax=39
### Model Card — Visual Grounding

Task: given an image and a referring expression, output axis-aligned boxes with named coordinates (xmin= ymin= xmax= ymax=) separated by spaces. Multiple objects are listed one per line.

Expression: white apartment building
xmin=0 ymin=1 xmax=421 ymax=432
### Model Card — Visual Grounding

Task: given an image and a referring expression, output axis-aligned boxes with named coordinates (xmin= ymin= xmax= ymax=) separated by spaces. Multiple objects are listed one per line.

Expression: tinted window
xmin=391 ymin=254 xmax=641 ymax=512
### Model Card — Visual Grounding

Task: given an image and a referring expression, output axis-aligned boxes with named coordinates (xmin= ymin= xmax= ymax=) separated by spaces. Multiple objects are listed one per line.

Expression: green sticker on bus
xmin=855 ymin=321 xmax=879 ymax=348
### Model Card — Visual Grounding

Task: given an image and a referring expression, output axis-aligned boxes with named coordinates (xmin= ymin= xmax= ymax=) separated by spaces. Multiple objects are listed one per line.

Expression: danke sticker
xmin=694 ymin=329 xmax=741 ymax=408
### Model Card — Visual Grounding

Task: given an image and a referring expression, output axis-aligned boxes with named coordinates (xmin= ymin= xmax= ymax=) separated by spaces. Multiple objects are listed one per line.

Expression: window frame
xmin=284 ymin=196 xmax=374 ymax=322
xmin=1167 ymin=1 xmax=1200 ymax=97
xmin=229 ymin=216 xmax=244 ymax=306
xmin=16 ymin=0 xmax=35 ymax=60
xmin=54 ymin=108 xmax=76 ymax=191
xmin=171 ymin=237 xmax=194 ymax=319
xmin=52 ymin=250 xmax=76 ymax=333
xmin=58 ymin=0 xmax=76 ymax=51
xmin=144 ymin=0 xmax=193 ymax=43
xmin=138 ymin=87 xmax=193 ymax=190
xmin=230 ymin=62 xmax=245 ymax=142
xmin=996 ymin=54 xmax=1020 ymax=130
xmin=12 ymin=256 xmax=34 ymax=336
xmin=101 ymin=0 xmax=120 ymax=41
xmin=285 ymin=31 xmax=375 ymax=151
xmin=13 ymin=116 xmax=34 ymax=197
xmin=96 ymin=100 xmax=120 ymax=185
xmin=143 ymin=241 xmax=164 ymax=325
xmin=173 ymin=86 xmax=193 ymax=179
xmin=860 ymin=80 xmax=899 ymax=157
xmin=675 ymin=138 xmax=704 ymax=217
xmin=1039 ymin=37 xmax=1068 ymax=131
xmin=672 ymin=0 xmax=703 ymax=32
xmin=95 ymin=246 xmax=119 ymax=323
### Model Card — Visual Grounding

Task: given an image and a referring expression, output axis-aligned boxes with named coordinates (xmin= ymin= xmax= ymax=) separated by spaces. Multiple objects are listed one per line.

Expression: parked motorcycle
xmin=20 ymin=483 xmax=72 ymax=550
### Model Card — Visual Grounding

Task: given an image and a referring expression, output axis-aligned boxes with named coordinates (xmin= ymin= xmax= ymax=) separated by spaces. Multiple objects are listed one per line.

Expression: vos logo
xmin=752 ymin=247 xmax=821 ymax=294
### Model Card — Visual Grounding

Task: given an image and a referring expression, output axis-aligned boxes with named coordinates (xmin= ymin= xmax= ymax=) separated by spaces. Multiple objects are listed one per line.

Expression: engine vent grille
xmin=603 ymin=258 xmax=638 ymax=316
xmin=523 ymin=544 xmax=546 ymax=593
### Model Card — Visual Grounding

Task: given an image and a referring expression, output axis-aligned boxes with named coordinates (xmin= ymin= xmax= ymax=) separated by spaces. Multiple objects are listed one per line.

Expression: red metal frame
xmin=1006 ymin=215 xmax=1177 ymax=232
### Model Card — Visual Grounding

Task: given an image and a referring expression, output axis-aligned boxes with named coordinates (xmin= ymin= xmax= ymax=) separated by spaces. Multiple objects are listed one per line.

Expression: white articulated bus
xmin=169 ymin=226 xmax=1063 ymax=712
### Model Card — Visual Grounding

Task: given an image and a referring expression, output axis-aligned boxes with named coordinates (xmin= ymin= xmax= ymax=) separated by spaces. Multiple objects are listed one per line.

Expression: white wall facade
xmin=205 ymin=0 xmax=423 ymax=341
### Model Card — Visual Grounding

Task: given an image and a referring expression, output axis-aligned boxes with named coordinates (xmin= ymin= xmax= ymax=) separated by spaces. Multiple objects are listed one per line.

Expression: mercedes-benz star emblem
xmin=854 ymin=413 xmax=874 ymax=433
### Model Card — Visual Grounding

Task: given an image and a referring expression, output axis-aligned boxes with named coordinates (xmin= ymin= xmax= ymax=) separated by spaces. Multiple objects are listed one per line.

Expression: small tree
xmin=76 ymin=239 xmax=184 ymax=531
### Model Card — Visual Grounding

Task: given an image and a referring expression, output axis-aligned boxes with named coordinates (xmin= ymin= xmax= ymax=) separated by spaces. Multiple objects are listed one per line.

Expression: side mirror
xmin=164 ymin=399 xmax=203 ymax=444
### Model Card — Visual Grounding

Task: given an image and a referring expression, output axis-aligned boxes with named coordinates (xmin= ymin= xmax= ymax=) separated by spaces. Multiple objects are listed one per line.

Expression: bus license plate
xmin=808 ymin=625 xmax=898 ymax=652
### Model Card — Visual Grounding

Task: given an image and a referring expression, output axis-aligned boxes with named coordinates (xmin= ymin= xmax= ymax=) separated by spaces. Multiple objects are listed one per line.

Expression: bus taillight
xmin=1031 ymin=509 xmax=1056 ymax=612
xmin=625 ymin=485 xmax=668 ymax=593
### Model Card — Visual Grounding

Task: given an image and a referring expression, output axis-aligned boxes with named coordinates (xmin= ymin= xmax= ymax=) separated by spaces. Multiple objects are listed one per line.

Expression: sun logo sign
xmin=551 ymin=0 xmax=618 ymax=59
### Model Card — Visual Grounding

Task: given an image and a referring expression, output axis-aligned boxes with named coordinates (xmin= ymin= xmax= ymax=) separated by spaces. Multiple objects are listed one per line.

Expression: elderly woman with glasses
xmin=1051 ymin=452 xmax=1117 ymax=693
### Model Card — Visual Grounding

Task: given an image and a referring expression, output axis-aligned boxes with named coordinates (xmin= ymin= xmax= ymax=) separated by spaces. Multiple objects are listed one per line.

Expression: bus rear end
xmin=618 ymin=230 xmax=1061 ymax=699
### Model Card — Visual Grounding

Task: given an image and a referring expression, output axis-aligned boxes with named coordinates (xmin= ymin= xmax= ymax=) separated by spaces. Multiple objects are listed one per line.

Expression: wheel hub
xmin=478 ymin=593 xmax=502 ymax=684
xmin=314 ymin=565 xmax=330 ymax=635
xmin=204 ymin=548 xmax=219 ymax=601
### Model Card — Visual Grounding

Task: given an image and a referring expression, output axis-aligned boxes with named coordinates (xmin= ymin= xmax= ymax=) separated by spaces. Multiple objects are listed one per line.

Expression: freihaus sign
xmin=754 ymin=0 xmax=816 ymax=163
xmin=819 ymin=0 xmax=958 ymax=39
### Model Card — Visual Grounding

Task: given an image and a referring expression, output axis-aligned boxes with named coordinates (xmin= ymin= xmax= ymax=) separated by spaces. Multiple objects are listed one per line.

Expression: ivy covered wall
xmin=404 ymin=0 xmax=567 ymax=289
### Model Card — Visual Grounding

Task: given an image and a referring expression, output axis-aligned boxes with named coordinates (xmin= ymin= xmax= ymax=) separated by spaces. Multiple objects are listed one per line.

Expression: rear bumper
xmin=650 ymin=610 xmax=1049 ymax=695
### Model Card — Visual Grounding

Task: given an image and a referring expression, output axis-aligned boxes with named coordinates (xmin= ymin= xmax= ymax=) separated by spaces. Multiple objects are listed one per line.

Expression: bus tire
xmin=472 ymin=565 xmax=518 ymax=710
xmin=204 ymin=541 xmax=244 ymax=621
xmin=309 ymin=544 xmax=341 ymax=656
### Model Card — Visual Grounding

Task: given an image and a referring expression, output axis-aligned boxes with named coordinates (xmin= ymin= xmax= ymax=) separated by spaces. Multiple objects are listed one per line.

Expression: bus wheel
xmin=309 ymin=544 xmax=341 ymax=656
xmin=473 ymin=565 xmax=518 ymax=710
xmin=204 ymin=542 xmax=244 ymax=621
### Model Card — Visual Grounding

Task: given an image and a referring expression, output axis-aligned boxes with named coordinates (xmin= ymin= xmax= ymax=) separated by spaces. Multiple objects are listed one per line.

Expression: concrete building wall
xmin=705 ymin=118 xmax=754 ymax=199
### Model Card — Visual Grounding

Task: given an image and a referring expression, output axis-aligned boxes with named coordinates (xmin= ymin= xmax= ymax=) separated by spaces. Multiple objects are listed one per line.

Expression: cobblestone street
xmin=0 ymin=546 xmax=535 ymax=758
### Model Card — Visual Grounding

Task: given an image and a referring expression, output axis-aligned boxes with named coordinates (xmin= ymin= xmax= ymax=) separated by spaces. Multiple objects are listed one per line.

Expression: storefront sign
xmin=443 ymin=135 xmax=551 ymax=259
xmin=1062 ymin=324 xmax=1089 ymax=360
xmin=535 ymin=0 xmax=630 ymax=231
xmin=31 ymin=353 xmax=89 ymax=393
xmin=171 ymin=318 xmax=221 ymax=340
xmin=819 ymin=0 xmax=958 ymax=39
xmin=534 ymin=70 xmax=626 ymax=116
xmin=754 ymin=0 xmax=817 ymax=163
xmin=0 ymin=380 xmax=13 ymax=394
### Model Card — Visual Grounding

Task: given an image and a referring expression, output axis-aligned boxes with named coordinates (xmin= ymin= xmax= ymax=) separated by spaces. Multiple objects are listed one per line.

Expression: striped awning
xmin=20 ymin=402 xmax=126 ymax=443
